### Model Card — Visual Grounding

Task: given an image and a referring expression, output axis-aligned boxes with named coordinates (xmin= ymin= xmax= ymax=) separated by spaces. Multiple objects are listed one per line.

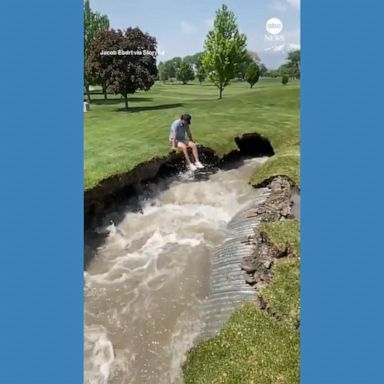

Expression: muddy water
xmin=84 ymin=157 xmax=268 ymax=384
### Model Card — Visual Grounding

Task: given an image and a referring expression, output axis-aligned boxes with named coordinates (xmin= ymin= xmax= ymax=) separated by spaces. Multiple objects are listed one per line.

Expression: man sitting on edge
xmin=169 ymin=113 xmax=204 ymax=171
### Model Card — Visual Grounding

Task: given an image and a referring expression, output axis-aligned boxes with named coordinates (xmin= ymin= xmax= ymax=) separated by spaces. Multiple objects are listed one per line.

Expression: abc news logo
xmin=265 ymin=18 xmax=285 ymax=41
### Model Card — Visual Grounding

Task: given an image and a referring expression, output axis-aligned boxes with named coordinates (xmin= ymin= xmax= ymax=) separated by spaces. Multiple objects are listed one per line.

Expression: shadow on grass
xmin=161 ymin=82 xmax=217 ymax=87
xmin=115 ymin=103 xmax=184 ymax=113
xmin=89 ymin=99 xmax=124 ymax=105
xmin=90 ymin=97 xmax=154 ymax=106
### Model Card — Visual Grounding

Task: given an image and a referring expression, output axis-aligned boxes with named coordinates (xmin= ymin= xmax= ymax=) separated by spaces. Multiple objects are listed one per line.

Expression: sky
xmin=91 ymin=0 xmax=300 ymax=69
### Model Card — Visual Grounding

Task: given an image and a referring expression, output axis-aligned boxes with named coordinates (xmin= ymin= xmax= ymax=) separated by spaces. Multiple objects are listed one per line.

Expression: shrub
xmin=176 ymin=62 xmax=195 ymax=84
xmin=245 ymin=62 xmax=260 ymax=88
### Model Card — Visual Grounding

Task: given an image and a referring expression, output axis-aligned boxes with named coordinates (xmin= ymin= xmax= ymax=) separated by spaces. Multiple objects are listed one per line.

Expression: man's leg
xmin=177 ymin=141 xmax=192 ymax=164
xmin=187 ymin=141 xmax=200 ymax=162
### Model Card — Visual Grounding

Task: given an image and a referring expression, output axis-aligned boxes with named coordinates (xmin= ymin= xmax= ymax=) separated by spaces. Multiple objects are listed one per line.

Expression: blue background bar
xmin=0 ymin=0 xmax=83 ymax=383
xmin=0 ymin=0 xmax=383 ymax=383
xmin=302 ymin=0 xmax=383 ymax=382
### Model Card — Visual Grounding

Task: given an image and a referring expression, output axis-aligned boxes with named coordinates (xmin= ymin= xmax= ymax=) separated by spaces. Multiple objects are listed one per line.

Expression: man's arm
xmin=171 ymin=136 xmax=177 ymax=150
xmin=187 ymin=127 xmax=193 ymax=142
xmin=171 ymin=127 xmax=177 ymax=150
xmin=170 ymin=123 xmax=177 ymax=150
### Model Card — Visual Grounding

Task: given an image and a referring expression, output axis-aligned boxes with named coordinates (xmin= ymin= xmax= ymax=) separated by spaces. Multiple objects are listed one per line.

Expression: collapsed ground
xmin=84 ymin=79 xmax=300 ymax=190
xmin=184 ymin=176 xmax=300 ymax=384
xmin=84 ymin=78 xmax=300 ymax=383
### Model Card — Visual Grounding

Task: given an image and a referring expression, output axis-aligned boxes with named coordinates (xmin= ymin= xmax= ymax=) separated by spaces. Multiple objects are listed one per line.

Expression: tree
xmin=287 ymin=49 xmax=300 ymax=79
xmin=279 ymin=50 xmax=301 ymax=80
xmin=158 ymin=62 xmax=169 ymax=82
xmin=202 ymin=4 xmax=247 ymax=99
xmin=197 ymin=66 xmax=207 ymax=84
xmin=84 ymin=0 xmax=109 ymax=102
xmin=245 ymin=62 xmax=260 ymax=88
xmin=236 ymin=50 xmax=262 ymax=80
xmin=162 ymin=61 xmax=174 ymax=79
xmin=89 ymin=28 xmax=158 ymax=109
xmin=86 ymin=29 xmax=121 ymax=99
xmin=176 ymin=62 xmax=195 ymax=84
xmin=282 ymin=75 xmax=289 ymax=85
xmin=159 ymin=57 xmax=182 ymax=80
xmin=183 ymin=52 xmax=204 ymax=69
xmin=247 ymin=50 xmax=261 ymax=63
xmin=168 ymin=57 xmax=182 ymax=78
xmin=237 ymin=51 xmax=254 ymax=80
xmin=266 ymin=69 xmax=279 ymax=78
xmin=278 ymin=63 xmax=290 ymax=76
xmin=259 ymin=63 xmax=268 ymax=78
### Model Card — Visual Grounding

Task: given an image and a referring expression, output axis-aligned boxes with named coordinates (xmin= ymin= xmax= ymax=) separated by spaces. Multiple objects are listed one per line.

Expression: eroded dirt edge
xmin=241 ymin=176 xmax=300 ymax=327
xmin=84 ymin=132 xmax=275 ymax=228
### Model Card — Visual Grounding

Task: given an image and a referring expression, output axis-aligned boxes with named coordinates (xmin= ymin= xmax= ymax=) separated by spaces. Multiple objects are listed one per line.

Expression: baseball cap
xmin=181 ymin=113 xmax=192 ymax=124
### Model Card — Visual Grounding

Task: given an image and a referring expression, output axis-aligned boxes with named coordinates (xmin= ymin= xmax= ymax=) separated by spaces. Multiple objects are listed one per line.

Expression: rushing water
xmin=84 ymin=157 xmax=268 ymax=384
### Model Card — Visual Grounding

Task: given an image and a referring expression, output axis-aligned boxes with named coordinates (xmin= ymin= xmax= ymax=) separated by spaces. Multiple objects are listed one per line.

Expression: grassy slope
xmin=260 ymin=220 xmax=301 ymax=327
xmin=183 ymin=220 xmax=301 ymax=384
xmin=184 ymin=303 xmax=300 ymax=384
xmin=84 ymin=79 xmax=300 ymax=189
xmin=260 ymin=219 xmax=300 ymax=257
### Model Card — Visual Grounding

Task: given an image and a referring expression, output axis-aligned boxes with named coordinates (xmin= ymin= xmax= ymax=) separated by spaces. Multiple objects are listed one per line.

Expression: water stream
xmin=84 ymin=157 xmax=268 ymax=384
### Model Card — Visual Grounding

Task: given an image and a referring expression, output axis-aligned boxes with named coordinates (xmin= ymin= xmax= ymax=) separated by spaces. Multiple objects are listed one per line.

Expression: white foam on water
xmin=84 ymin=325 xmax=115 ymax=384
xmin=84 ymin=157 xmax=269 ymax=383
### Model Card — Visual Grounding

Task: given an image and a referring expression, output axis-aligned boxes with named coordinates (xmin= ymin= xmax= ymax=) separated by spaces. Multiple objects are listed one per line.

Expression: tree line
xmin=158 ymin=51 xmax=269 ymax=87
xmin=84 ymin=2 xmax=301 ymax=108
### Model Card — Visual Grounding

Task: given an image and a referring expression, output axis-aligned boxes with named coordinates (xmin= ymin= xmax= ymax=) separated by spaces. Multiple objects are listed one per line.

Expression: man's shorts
xmin=170 ymin=139 xmax=190 ymax=146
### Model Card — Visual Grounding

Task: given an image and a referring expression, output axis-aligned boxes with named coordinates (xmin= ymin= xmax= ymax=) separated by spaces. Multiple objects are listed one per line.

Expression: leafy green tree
xmin=158 ymin=62 xmax=169 ymax=82
xmin=202 ymin=4 xmax=247 ymax=99
xmin=278 ymin=63 xmax=290 ymax=76
xmin=287 ymin=49 xmax=300 ymax=78
xmin=162 ymin=61 xmax=174 ymax=79
xmin=279 ymin=50 xmax=301 ymax=80
xmin=266 ymin=69 xmax=279 ymax=78
xmin=282 ymin=75 xmax=289 ymax=85
xmin=170 ymin=57 xmax=182 ymax=68
xmin=160 ymin=57 xmax=182 ymax=80
xmin=248 ymin=50 xmax=261 ymax=63
xmin=237 ymin=51 xmax=254 ymax=80
xmin=236 ymin=51 xmax=262 ymax=80
xmin=84 ymin=0 xmax=109 ymax=101
xmin=168 ymin=57 xmax=182 ymax=78
xmin=183 ymin=52 xmax=204 ymax=69
xmin=197 ymin=66 xmax=207 ymax=84
xmin=176 ymin=62 xmax=195 ymax=84
xmin=245 ymin=62 xmax=260 ymax=88
xmin=259 ymin=63 xmax=268 ymax=78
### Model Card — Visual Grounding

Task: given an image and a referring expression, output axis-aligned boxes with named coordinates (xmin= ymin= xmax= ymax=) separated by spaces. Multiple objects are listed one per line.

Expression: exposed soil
xmin=240 ymin=176 xmax=300 ymax=325
xmin=84 ymin=133 xmax=275 ymax=228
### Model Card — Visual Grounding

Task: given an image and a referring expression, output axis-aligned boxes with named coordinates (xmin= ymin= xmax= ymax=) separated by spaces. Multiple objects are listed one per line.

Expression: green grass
xmin=261 ymin=259 xmax=300 ymax=327
xmin=84 ymin=78 xmax=300 ymax=189
xmin=183 ymin=303 xmax=300 ymax=384
xmin=250 ymin=148 xmax=300 ymax=186
xmin=258 ymin=220 xmax=300 ymax=326
xmin=259 ymin=219 xmax=300 ymax=257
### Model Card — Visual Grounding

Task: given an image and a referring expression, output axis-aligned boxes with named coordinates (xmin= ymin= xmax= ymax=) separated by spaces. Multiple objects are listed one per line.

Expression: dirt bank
xmin=241 ymin=176 xmax=300 ymax=320
xmin=84 ymin=132 xmax=275 ymax=228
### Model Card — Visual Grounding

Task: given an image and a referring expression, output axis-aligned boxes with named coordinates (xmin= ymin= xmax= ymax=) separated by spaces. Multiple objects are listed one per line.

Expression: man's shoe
xmin=188 ymin=163 xmax=197 ymax=171
xmin=195 ymin=161 xmax=205 ymax=169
